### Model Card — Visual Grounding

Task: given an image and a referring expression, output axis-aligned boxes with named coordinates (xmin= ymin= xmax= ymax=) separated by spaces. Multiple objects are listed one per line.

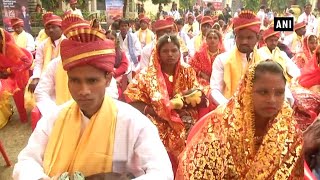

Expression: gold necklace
xmin=163 ymin=73 xmax=173 ymax=82
xmin=208 ymin=49 xmax=219 ymax=57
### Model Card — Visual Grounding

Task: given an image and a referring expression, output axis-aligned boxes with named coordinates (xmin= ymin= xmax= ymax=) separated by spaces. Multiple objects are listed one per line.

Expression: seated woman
xmin=124 ymin=34 xmax=208 ymax=173
xmin=176 ymin=60 xmax=303 ymax=179
xmin=292 ymin=34 xmax=318 ymax=69
xmin=0 ymin=28 xmax=32 ymax=127
xmin=189 ymin=29 xmax=224 ymax=86
xmin=290 ymin=45 xmax=320 ymax=130
xmin=106 ymin=30 xmax=129 ymax=99
xmin=90 ymin=18 xmax=106 ymax=34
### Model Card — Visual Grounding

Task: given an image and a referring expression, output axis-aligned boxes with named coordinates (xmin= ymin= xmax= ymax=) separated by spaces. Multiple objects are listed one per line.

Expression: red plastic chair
xmin=0 ymin=140 xmax=11 ymax=167
xmin=13 ymin=89 xmax=28 ymax=123
xmin=31 ymin=106 xmax=42 ymax=131
xmin=305 ymin=160 xmax=317 ymax=180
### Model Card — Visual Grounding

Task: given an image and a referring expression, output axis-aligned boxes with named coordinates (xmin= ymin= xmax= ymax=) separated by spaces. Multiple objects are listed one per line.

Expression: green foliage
xmin=242 ymin=0 xmax=260 ymax=11
xmin=41 ymin=0 xmax=59 ymax=11
xmin=179 ymin=0 xmax=195 ymax=9
xmin=151 ymin=0 xmax=172 ymax=5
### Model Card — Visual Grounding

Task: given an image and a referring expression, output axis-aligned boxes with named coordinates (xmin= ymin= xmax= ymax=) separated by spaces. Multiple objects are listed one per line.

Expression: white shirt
xmin=134 ymin=29 xmax=155 ymax=49
xmin=168 ymin=10 xmax=181 ymax=20
xmin=12 ymin=100 xmax=174 ymax=180
xmin=31 ymin=36 xmax=66 ymax=79
xmin=140 ymin=41 xmax=155 ymax=71
xmin=210 ymin=48 xmax=295 ymax=106
xmin=283 ymin=33 xmax=303 ymax=54
xmin=257 ymin=48 xmax=301 ymax=78
xmin=34 ymin=57 xmax=119 ymax=116
xmin=118 ymin=33 xmax=142 ymax=72
xmin=257 ymin=10 xmax=265 ymax=29
xmin=298 ymin=12 xmax=318 ymax=36
xmin=70 ymin=8 xmax=83 ymax=17
xmin=14 ymin=30 xmax=35 ymax=52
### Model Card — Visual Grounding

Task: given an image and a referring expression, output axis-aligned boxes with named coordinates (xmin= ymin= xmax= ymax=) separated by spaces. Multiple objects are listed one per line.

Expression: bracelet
xmin=6 ymin=68 xmax=11 ymax=74
xmin=143 ymin=105 xmax=148 ymax=114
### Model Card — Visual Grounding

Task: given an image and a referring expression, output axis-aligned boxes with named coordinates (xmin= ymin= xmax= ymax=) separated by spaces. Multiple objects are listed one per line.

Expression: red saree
xmin=299 ymin=45 xmax=320 ymax=89
xmin=0 ymin=28 xmax=32 ymax=94
xmin=292 ymin=35 xmax=314 ymax=69
xmin=189 ymin=42 xmax=224 ymax=86
xmin=124 ymin=49 xmax=201 ymax=171
xmin=176 ymin=60 xmax=303 ymax=179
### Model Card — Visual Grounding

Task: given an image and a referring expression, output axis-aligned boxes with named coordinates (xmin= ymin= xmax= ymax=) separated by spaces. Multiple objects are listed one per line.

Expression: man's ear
xmin=105 ymin=72 xmax=112 ymax=87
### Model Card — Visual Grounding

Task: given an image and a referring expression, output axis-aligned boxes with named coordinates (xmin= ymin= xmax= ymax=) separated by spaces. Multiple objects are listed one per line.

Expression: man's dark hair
xmin=119 ymin=19 xmax=130 ymax=26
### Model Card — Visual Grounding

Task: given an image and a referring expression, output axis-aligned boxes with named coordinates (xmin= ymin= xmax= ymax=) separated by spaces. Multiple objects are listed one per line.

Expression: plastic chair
xmin=0 ymin=140 xmax=11 ymax=167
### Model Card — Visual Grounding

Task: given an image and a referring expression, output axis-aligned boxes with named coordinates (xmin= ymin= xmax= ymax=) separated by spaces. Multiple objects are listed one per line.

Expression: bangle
xmin=143 ymin=105 xmax=148 ymax=114
xmin=6 ymin=68 xmax=11 ymax=74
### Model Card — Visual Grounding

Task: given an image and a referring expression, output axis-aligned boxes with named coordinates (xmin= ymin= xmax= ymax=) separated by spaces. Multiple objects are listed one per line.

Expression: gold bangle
xmin=6 ymin=68 xmax=11 ymax=74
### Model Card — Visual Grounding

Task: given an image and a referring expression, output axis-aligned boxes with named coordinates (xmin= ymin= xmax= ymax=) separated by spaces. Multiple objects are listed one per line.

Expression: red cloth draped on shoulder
xmin=0 ymin=28 xmax=32 ymax=93
xmin=299 ymin=45 xmax=320 ymax=89
xmin=124 ymin=44 xmax=201 ymax=173
xmin=189 ymin=40 xmax=225 ymax=86
xmin=292 ymin=35 xmax=314 ymax=69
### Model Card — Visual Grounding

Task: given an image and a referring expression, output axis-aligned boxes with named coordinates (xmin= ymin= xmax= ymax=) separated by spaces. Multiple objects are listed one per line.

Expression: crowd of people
xmin=0 ymin=0 xmax=320 ymax=179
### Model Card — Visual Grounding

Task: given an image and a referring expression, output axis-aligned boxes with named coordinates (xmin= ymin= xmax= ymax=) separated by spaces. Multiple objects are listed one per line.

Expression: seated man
xmin=12 ymin=27 xmax=173 ymax=180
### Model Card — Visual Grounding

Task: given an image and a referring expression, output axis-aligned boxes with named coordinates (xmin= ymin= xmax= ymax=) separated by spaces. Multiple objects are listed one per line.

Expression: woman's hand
xmin=199 ymin=72 xmax=210 ymax=82
xmin=304 ymin=118 xmax=320 ymax=156
xmin=0 ymin=70 xmax=10 ymax=79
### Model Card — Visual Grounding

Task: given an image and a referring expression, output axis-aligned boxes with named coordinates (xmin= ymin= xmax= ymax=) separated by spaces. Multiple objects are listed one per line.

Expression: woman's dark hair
xmin=157 ymin=34 xmax=180 ymax=52
xmin=206 ymin=29 xmax=222 ymax=40
xmin=253 ymin=60 xmax=286 ymax=83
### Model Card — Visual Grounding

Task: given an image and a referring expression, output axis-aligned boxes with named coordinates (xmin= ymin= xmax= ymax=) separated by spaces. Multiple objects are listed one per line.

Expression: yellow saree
xmin=176 ymin=61 xmax=303 ymax=179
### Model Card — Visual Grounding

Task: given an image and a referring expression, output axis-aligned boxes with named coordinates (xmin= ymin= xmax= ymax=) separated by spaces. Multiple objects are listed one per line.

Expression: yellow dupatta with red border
xmin=42 ymin=37 xmax=63 ymax=74
xmin=176 ymin=60 xmax=303 ymax=179
xmin=43 ymin=95 xmax=117 ymax=177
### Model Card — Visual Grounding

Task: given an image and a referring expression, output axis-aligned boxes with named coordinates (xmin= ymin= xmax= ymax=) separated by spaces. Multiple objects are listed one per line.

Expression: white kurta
xmin=70 ymin=8 xmax=83 ymax=17
xmin=168 ymin=10 xmax=181 ymax=20
xmin=118 ymin=33 xmax=142 ymax=73
xmin=283 ymin=33 xmax=303 ymax=54
xmin=13 ymin=30 xmax=35 ymax=52
xmin=210 ymin=49 xmax=295 ymax=106
xmin=12 ymin=100 xmax=174 ymax=180
xmin=34 ymin=57 xmax=119 ymax=116
xmin=298 ymin=12 xmax=318 ymax=36
xmin=257 ymin=48 xmax=301 ymax=78
xmin=31 ymin=36 xmax=66 ymax=79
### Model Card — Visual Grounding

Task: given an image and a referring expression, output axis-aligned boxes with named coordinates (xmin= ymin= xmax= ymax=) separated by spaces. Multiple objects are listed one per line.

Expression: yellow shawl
xmin=259 ymin=46 xmax=292 ymax=82
xmin=55 ymin=59 xmax=71 ymax=105
xmin=137 ymin=29 xmax=153 ymax=46
xmin=223 ymin=47 xmax=262 ymax=98
xmin=292 ymin=33 xmax=303 ymax=54
xmin=12 ymin=31 xmax=27 ymax=49
xmin=42 ymin=37 xmax=62 ymax=74
xmin=43 ymin=95 xmax=117 ymax=177
xmin=193 ymin=33 xmax=204 ymax=52
xmin=176 ymin=60 xmax=303 ymax=179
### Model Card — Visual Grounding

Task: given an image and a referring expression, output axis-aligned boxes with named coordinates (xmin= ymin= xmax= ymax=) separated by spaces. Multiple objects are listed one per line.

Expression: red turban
xmin=233 ymin=10 xmax=260 ymax=34
xmin=263 ymin=26 xmax=280 ymax=41
xmin=154 ymin=19 xmax=173 ymax=32
xmin=196 ymin=14 xmax=203 ymax=22
xmin=61 ymin=14 xmax=90 ymax=35
xmin=294 ymin=21 xmax=306 ymax=31
xmin=10 ymin=18 xmax=24 ymax=27
xmin=140 ymin=17 xmax=150 ymax=24
xmin=43 ymin=12 xmax=62 ymax=27
xmin=60 ymin=28 xmax=115 ymax=72
xmin=70 ymin=0 xmax=77 ymax=5
xmin=201 ymin=16 xmax=213 ymax=27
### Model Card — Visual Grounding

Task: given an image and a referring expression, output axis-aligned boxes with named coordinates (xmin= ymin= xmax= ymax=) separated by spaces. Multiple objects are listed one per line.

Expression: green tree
xmin=179 ymin=0 xmax=196 ymax=9
xmin=242 ymin=0 xmax=260 ymax=11
xmin=151 ymin=0 xmax=172 ymax=5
